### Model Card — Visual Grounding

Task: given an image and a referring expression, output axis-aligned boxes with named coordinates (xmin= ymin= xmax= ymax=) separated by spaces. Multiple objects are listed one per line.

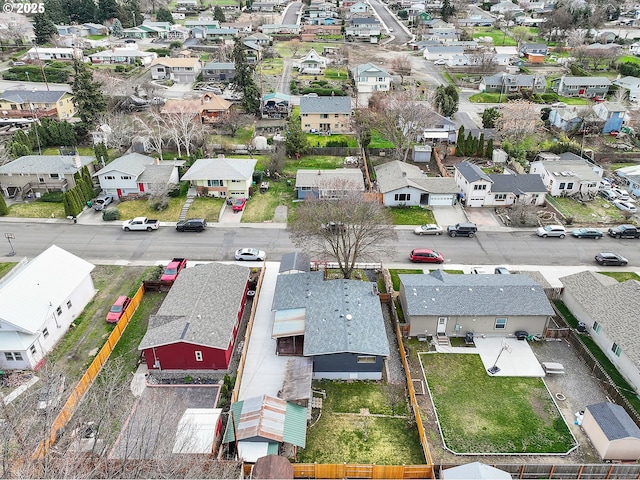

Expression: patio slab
xmin=473 ymin=337 xmax=545 ymax=377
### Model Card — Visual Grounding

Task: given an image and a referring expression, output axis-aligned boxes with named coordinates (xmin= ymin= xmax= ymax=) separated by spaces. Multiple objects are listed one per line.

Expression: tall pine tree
xmin=232 ymin=39 xmax=261 ymax=115
xmin=72 ymin=60 xmax=107 ymax=124
xmin=33 ymin=14 xmax=58 ymax=44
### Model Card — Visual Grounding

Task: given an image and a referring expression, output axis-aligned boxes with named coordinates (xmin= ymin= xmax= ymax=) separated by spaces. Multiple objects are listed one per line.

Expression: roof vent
xmin=346 ymin=314 xmax=352 ymax=321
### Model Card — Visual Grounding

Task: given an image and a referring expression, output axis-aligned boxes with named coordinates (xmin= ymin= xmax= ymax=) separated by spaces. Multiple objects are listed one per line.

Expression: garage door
xmin=468 ymin=197 xmax=484 ymax=207
xmin=429 ymin=194 xmax=454 ymax=206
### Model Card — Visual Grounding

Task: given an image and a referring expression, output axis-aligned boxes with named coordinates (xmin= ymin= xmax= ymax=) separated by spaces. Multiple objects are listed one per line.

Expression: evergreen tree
xmin=94 ymin=143 xmax=109 ymax=166
xmin=465 ymin=132 xmax=475 ymax=157
xmin=213 ymin=5 xmax=226 ymax=22
xmin=70 ymin=188 xmax=83 ymax=214
xmin=66 ymin=0 xmax=96 ymax=23
xmin=482 ymin=107 xmax=501 ymax=129
xmin=97 ymin=0 xmax=119 ymax=20
xmin=440 ymin=0 xmax=454 ymax=22
xmin=232 ymin=39 xmax=261 ymax=115
xmin=63 ymin=192 xmax=73 ymax=217
xmin=118 ymin=0 xmax=142 ymax=28
xmin=72 ymin=60 xmax=107 ymax=124
xmin=156 ymin=7 xmax=174 ymax=23
xmin=110 ymin=18 xmax=124 ymax=37
xmin=434 ymin=84 xmax=459 ymax=117
xmin=284 ymin=115 xmax=309 ymax=157
xmin=486 ymin=138 xmax=494 ymax=159
xmin=44 ymin=0 xmax=68 ymax=24
xmin=476 ymin=132 xmax=485 ymax=157
xmin=456 ymin=126 xmax=465 ymax=155
xmin=0 ymin=195 xmax=8 ymax=216
xmin=83 ymin=166 xmax=94 ymax=194
xmin=242 ymin=83 xmax=261 ymax=115
xmin=33 ymin=14 xmax=58 ymax=44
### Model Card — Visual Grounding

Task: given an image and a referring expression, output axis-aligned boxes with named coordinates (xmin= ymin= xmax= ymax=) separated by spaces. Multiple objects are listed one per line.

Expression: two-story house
xmin=593 ymin=102 xmax=626 ymax=133
xmin=490 ymin=0 xmax=524 ymax=14
xmin=551 ymin=76 xmax=612 ymax=98
xmin=202 ymin=62 xmax=236 ymax=82
xmin=299 ymin=95 xmax=352 ymax=134
xmin=180 ymin=157 xmax=257 ymax=198
xmin=612 ymin=76 xmax=640 ymax=103
xmin=0 ymin=89 xmax=75 ymax=120
xmin=161 ymin=94 xmax=232 ymax=123
xmin=297 ymin=48 xmax=327 ymax=73
xmin=529 ymin=152 xmax=603 ymax=197
xmin=150 ymin=57 xmax=201 ymax=83
xmin=351 ymin=63 xmax=391 ymax=94
xmin=479 ymin=72 xmax=546 ymax=95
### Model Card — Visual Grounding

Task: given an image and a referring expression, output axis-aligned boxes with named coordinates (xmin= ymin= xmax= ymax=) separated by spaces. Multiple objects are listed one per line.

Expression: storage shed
xmin=582 ymin=402 xmax=640 ymax=461
xmin=441 ymin=462 xmax=511 ymax=479
xmin=412 ymin=145 xmax=432 ymax=163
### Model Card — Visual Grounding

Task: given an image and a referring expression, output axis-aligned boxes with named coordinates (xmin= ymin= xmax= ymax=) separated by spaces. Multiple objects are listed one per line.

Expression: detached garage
xmin=582 ymin=402 xmax=640 ymax=461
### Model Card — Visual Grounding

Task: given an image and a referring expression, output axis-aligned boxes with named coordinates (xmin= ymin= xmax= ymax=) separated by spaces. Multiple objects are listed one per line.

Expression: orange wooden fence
xmin=33 ymin=283 xmax=146 ymax=458
xmin=292 ymin=463 xmax=433 ymax=479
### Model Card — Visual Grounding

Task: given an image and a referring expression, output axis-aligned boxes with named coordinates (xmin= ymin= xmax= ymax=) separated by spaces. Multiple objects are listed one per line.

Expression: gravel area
xmin=382 ymin=301 xmax=405 ymax=385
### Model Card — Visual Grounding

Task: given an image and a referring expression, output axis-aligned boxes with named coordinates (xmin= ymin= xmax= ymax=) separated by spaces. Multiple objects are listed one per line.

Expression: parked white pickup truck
xmin=122 ymin=217 xmax=160 ymax=231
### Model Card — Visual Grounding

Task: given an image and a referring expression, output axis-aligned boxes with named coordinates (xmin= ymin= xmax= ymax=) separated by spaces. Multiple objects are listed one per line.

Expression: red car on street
xmin=409 ymin=249 xmax=445 ymax=264
xmin=232 ymin=198 xmax=247 ymax=212
xmin=107 ymin=296 xmax=131 ymax=323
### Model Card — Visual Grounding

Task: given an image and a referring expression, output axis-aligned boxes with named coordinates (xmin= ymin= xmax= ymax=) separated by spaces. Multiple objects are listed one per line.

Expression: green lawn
xmin=299 ymin=381 xmax=424 ymax=465
xmin=0 ymin=263 xmax=17 ymax=279
xmin=210 ymin=126 xmax=255 ymax=145
xmin=389 ymin=269 xmax=423 ymax=291
xmin=241 ymin=179 xmax=295 ymax=223
xmin=421 ymin=353 xmax=575 ymax=453
xmin=388 ymin=207 xmax=436 ymax=225
xmin=282 ymin=155 xmax=344 ymax=176
xmin=610 ymin=163 xmax=638 ymax=171
xmin=305 ymin=134 xmax=358 ymax=148
xmin=8 ymin=201 xmax=65 ymax=218
xmin=186 ymin=197 xmax=225 ymax=222
xmin=599 ymin=271 xmax=640 ymax=282
xmin=546 ymin=196 xmax=627 ymax=223
xmin=41 ymin=146 xmax=121 ymax=159
xmin=323 ymin=67 xmax=348 ymax=79
xmin=259 ymin=58 xmax=283 ymax=75
xmin=468 ymin=92 xmax=505 ymax=103
xmin=618 ymin=55 xmax=640 ymax=65
xmin=369 ymin=130 xmax=394 ymax=149
xmin=116 ymin=197 xmax=186 ymax=222
xmin=472 ymin=28 xmax=516 ymax=46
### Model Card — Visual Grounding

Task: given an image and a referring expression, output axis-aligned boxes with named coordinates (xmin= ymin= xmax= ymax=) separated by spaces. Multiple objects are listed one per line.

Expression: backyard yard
xmin=420 ymin=353 xmax=575 ymax=454
xmin=298 ymin=381 xmax=425 ymax=465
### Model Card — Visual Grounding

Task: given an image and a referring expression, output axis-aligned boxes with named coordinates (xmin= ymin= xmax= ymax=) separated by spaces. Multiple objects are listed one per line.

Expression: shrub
xmin=326 ymin=139 xmax=347 ymax=147
xmin=148 ymin=195 xmax=169 ymax=211
xmin=102 ymin=207 xmax=120 ymax=221
xmin=39 ymin=191 xmax=64 ymax=203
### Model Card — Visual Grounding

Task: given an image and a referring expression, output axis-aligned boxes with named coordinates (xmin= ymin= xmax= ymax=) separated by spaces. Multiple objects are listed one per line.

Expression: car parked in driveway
xmin=599 ymin=189 xmax=618 ymax=201
xmin=409 ymin=248 xmax=444 ymax=263
xmin=93 ymin=194 xmax=113 ymax=211
xmin=536 ymin=225 xmax=566 ymax=238
xmin=613 ymin=200 xmax=637 ymax=213
xmin=612 ymin=188 xmax=632 ymax=201
xmin=595 ymin=252 xmax=628 ymax=266
xmin=571 ymin=228 xmax=603 ymax=239
xmin=434 ymin=59 xmax=446 ymax=65
xmin=235 ymin=248 xmax=266 ymax=261
xmin=106 ymin=295 xmax=131 ymax=323
xmin=232 ymin=198 xmax=247 ymax=212
xmin=414 ymin=224 xmax=443 ymax=235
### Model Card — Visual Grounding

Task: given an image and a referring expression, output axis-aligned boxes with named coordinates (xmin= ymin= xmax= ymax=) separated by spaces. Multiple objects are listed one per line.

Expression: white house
xmin=351 ymin=63 xmax=391 ymax=94
xmin=93 ymin=153 xmax=182 ymax=198
xmin=423 ymin=45 xmax=464 ymax=61
xmin=25 ymin=47 xmax=83 ymax=61
xmin=612 ymin=76 xmax=640 ymax=103
xmin=0 ymin=246 xmax=95 ymax=370
xmin=297 ymin=48 xmax=327 ymax=74
xmin=529 ymin=152 xmax=602 ymax=197
xmin=490 ymin=0 xmax=523 ymax=14
xmin=89 ymin=48 xmax=157 ymax=66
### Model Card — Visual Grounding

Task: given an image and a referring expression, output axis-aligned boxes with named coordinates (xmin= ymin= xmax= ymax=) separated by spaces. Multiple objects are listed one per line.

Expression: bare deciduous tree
xmin=496 ymin=99 xmax=542 ymax=141
xmin=289 ymin=188 xmax=397 ymax=279
xmin=509 ymin=26 xmax=532 ymax=51
xmin=135 ymin=111 xmax=167 ymax=158
xmin=97 ymin=112 xmax=136 ymax=150
xmin=163 ymin=105 xmax=207 ymax=157
xmin=390 ymin=55 xmax=412 ymax=85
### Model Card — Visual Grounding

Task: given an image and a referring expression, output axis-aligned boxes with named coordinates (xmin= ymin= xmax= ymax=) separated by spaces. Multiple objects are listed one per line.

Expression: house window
xmin=357 ymin=355 xmax=376 ymax=363
xmin=50 ymin=173 xmax=59 ymax=179
xmin=320 ymin=114 xmax=329 ymax=119
xmin=195 ymin=351 xmax=203 ymax=361
xmin=559 ymin=182 xmax=565 ymax=189
xmin=300 ymin=186 xmax=311 ymax=191
xmin=56 ymin=306 xmax=62 ymax=316
xmin=334 ymin=114 xmax=339 ymax=118
xmin=43 ymin=328 xmax=49 ymax=339
xmin=593 ymin=322 xmax=602 ymax=334
xmin=105 ymin=176 xmax=115 ymax=180
xmin=394 ymin=193 xmax=410 ymax=201
xmin=230 ymin=179 xmax=241 ymax=183
xmin=121 ymin=176 xmax=132 ymax=180
xmin=14 ymin=352 xmax=22 ymax=361
xmin=495 ymin=318 xmax=507 ymax=329
xmin=567 ymin=183 xmax=574 ymax=189
xmin=495 ymin=194 xmax=507 ymax=201
xmin=67 ymin=300 xmax=72 ymax=309
xmin=4 ymin=352 xmax=14 ymax=361
xmin=207 ymin=180 xmax=223 ymax=187
xmin=611 ymin=343 xmax=622 ymax=357
xmin=473 ymin=184 xmax=487 ymax=190
xmin=531 ymin=194 xmax=539 ymax=201
xmin=30 ymin=345 xmax=37 ymax=355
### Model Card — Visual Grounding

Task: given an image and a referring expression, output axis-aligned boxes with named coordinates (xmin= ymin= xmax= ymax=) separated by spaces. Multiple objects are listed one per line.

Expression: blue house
xmin=548 ymin=107 xmax=583 ymax=131
xmin=615 ymin=165 xmax=640 ymax=196
xmin=593 ymin=102 xmax=626 ymax=133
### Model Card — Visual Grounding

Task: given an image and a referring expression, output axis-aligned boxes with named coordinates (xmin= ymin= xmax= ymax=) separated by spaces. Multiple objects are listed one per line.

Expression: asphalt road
xmin=281 ymin=1 xmax=301 ymax=25
xmin=2 ymin=222 xmax=638 ymax=268
xmin=368 ymin=0 xmax=411 ymax=45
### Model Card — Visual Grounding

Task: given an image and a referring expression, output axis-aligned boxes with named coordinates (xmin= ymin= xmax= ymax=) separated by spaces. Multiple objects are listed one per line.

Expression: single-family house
xmin=490 ymin=0 xmax=524 ymax=14
xmin=399 ymin=270 xmax=554 ymax=338
xmin=457 ymin=16 xmax=495 ymax=26
xmin=612 ymin=76 xmax=640 ymax=103
xmin=423 ymin=28 xmax=460 ymax=43
xmin=259 ymin=24 xmax=300 ymax=35
xmin=0 ymin=154 xmax=95 ymax=199
xmin=251 ymin=1 xmax=277 ymax=11
xmin=271 ymin=271 xmax=390 ymax=380
xmin=548 ymin=106 xmax=584 ymax=132
xmin=244 ymin=32 xmax=271 ymax=45
xmin=180 ymin=157 xmax=257 ymax=198
xmin=529 ymin=152 xmax=602 ymax=197
xmin=454 ymin=161 xmax=547 ymax=207
xmin=299 ymin=95 xmax=352 ymax=134
xmin=374 ymin=160 xmax=458 ymax=207
xmin=241 ymin=40 xmax=261 ymax=64
xmin=551 ymin=76 xmax=611 ymax=98
xmin=93 ymin=153 xmax=181 ymax=198
xmin=139 ymin=263 xmax=251 ymax=371
xmin=166 ymin=26 xmax=190 ymax=40
xmin=185 ymin=19 xmax=220 ymax=38
xmin=614 ymin=165 xmax=640 ymax=196
xmin=0 ymin=245 xmax=95 ymax=371
xmin=301 ymin=24 xmax=342 ymax=40
xmin=351 ymin=63 xmax=391 ymax=94
xmin=479 ymin=72 xmax=546 ymax=94
xmin=295 ymin=168 xmax=365 ymax=199
xmin=205 ymin=27 xmax=240 ymax=42
xmin=560 ymin=271 xmax=640 ymax=393
xmin=593 ymin=102 xmax=626 ymax=133
xmin=297 ymin=48 xmax=327 ymax=74
xmin=346 ymin=17 xmax=381 ymax=38
xmin=83 ymin=22 xmax=108 ymax=35
xmin=582 ymin=403 xmax=640 ymax=461
xmin=25 ymin=47 xmax=83 ymax=61
xmin=423 ymin=45 xmax=464 ymax=61
xmin=262 ymin=92 xmax=291 ymax=119
xmin=161 ymin=94 xmax=232 ymax=123
xmin=202 ymin=62 xmax=236 ymax=82
xmin=418 ymin=109 xmax=457 ymax=143
xmin=121 ymin=26 xmax=154 ymax=39
xmin=222 ymin=395 xmax=307 ymax=462
xmin=55 ymin=24 xmax=89 ymax=37
xmin=0 ymin=88 xmax=75 ymax=120
xmin=520 ymin=43 xmax=549 ymax=57
xmin=88 ymin=48 xmax=157 ymax=65
xmin=349 ymin=1 xmax=369 ymax=13
xmin=150 ymin=57 xmax=201 ymax=83
xmin=630 ymin=42 xmax=640 ymax=55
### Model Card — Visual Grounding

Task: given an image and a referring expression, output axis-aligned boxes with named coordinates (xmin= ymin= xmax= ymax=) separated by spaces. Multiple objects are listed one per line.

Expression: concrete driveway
xmin=432 ymin=204 xmax=468 ymax=227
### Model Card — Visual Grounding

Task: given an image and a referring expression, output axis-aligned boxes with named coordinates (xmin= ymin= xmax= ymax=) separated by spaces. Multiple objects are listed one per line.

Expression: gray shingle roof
xmin=560 ymin=271 xmax=640 ymax=365
xmin=456 ymin=160 xmax=492 ymax=183
xmin=271 ymin=272 xmax=389 ymax=357
xmin=180 ymin=157 xmax=257 ymax=181
xmin=482 ymin=72 xmax=543 ymax=87
xmin=488 ymin=174 xmax=547 ymax=194
xmin=400 ymin=270 xmax=554 ymax=317
xmin=374 ymin=160 xmax=457 ymax=194
xmin=137 ymin=164 xmax=176 ymax=184
xmin=93 ymin=152 xmax=156 ymax=177
xmin=203 ymin=62 xmax=235 ymax=70
xmin=299 ymin=95 xmax=352 ymax=115
xmin=0 ymin=155 xmax=94 ymax=175
xmin=350 ymin=17 xmax=380 ymax=25
xmin=586 ymin=402 xmax=640 ymax=440
xmin=424 ymin=46 xmax=464 ymax=54
xmin=295 ymin=168 xmax=364 ymax=190
xmin=351 ymin=63 xmax=390 ymax=78
xmin=0 ymin=89 xmax=69 ymax=104
xmin=138 ymin=263 xmax=250 ymax=350
xmin=560 ymin=76 xmax=611 ymax=86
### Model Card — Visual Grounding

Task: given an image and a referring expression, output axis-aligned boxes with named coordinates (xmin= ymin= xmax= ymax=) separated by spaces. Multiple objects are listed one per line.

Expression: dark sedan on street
xmin=595 ymin=252 xmax=628 ymax=266
xmin=571 ymin=228 xmax=603 ymax=239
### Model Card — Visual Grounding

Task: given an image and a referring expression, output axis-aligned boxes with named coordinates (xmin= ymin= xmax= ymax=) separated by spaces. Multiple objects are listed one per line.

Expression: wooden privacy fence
xmin=293 ymin=464 xmax=432 ymax=479
xmin=33 ymin=284 xmax=146 ymax=458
